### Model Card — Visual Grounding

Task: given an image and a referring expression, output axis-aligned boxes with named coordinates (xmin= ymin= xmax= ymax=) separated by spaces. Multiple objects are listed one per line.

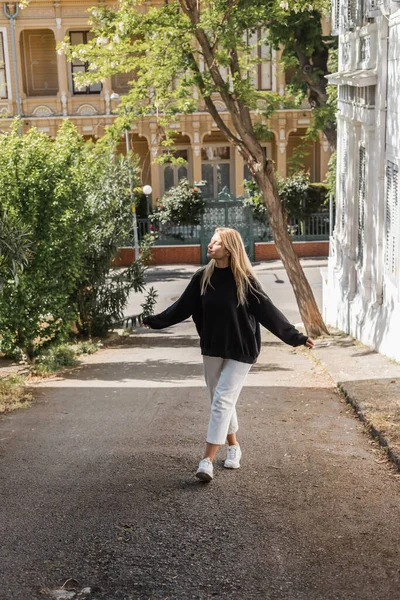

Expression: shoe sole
xmin=196 ymin=470 xmax=213 ymax=482
xmin=224 ymin=463 xmax=241 ymax=469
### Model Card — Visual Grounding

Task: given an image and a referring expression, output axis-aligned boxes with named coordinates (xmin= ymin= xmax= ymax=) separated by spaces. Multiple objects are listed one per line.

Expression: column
xmin=102 ymin=77 xmax=112 ymax=115
xmin=276 ymin=46 xmax=286 ymax=97
xmin=234 ymin=146 xmax=244 ymax=197
xmin=150 ymin=161 xmax=161 ymax=202
xmin=275 ymin=122 xmax=287 ymax=177
xmin=192 ymin=121 xmax=202 ymax=184
xmin=14 ymin=27 xmax=26 ymax=116
xmin=149 ymin=121 xmax=161 ymax=201
xmin=319 ymin=133 xmax=331 ymax=181
xmin=54 ymin=17 xmax=70 ymax=116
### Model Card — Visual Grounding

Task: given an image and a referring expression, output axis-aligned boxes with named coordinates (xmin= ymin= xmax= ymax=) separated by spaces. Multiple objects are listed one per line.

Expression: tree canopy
xmin=61 ymin=0 xmax=332 ymax=336
xmin=61 ymin=0 xmax=336 ymax=149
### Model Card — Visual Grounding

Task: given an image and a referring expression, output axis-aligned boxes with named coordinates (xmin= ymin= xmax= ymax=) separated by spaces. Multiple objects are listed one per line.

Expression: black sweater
xmin=143 ymin=266 xmax=308 ymax=364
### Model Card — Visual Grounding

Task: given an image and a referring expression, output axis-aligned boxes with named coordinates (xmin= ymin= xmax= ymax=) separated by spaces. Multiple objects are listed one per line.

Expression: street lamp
xmin=142 ymin=184 xmax=153 ymax=217
xmin=110 ymin=92 xmax=139 ymax=261
xmin=4 ymin=2 xmax=22 ymax=126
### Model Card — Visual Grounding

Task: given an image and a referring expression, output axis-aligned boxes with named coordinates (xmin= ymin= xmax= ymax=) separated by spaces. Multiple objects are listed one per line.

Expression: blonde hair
xmin=201 ymin=227 xmax=262 ymax=305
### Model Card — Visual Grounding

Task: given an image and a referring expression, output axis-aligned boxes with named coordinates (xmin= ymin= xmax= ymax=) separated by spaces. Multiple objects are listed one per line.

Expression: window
xmin=359 ymin=36 xmax=370 ymax=64
xmin=385 ymin=161 xmax=399 ymax=277
xmin=246 ymin=28 xmax=272 ymax=91
xmin=201 ymin=146 xmax=231 ymax=199
xmin=69 ymin=32 xmax=101 ymax=94
xmin=357 ymin=145 xmax=366 ymax=264
xmin=346 ymin=0 xmax=357 ymax=27
xmin=332 ymin=0 xmax=340 ymax=33
xmin=161 ymin=149 xmax=190 ymax=194
xmin=111 ymin=71 xmax=136 ymax=95
xmin=20 ymin=30 xmax=58 ymax=97
xmin=339 ymin=84 xmax=375 ymax=107
xmin=0 ymin=32 xmax=7 ymax=99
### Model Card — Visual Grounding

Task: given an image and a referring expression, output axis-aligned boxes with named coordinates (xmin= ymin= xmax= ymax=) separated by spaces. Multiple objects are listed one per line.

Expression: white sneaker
xmin=224 ymin=444 xmax=242 ymax=469
xmin=196 ymin=458 xmax=213 ymax=482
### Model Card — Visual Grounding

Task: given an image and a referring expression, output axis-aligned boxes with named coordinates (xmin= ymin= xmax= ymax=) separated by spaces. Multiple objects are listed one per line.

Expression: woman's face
xmin=207 ymin=233 xmax=230 ymax=260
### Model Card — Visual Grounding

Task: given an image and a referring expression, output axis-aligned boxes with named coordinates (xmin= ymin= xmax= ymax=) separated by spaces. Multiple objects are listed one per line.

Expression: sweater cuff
xmin=295 ymin=334 xmax=309 ymax=346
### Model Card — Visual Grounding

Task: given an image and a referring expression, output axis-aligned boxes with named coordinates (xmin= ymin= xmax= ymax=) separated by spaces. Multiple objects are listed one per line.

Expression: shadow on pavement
xmin=56 ymin=358 xmax=294 ymax=382
xmin=1 ymin=382 xmax=400 ymax=599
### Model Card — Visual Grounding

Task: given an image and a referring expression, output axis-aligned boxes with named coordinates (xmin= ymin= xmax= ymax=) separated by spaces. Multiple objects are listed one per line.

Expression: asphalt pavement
xmin=1 ymin=308 xmax=400 ymax=598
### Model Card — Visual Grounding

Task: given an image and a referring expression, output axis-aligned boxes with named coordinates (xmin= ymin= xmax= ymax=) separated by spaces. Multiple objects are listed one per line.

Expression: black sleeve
xmin=248 ymin=284 xmax=308 ymax=347
xmin=143 ymin=272 xmax=201 ymax=330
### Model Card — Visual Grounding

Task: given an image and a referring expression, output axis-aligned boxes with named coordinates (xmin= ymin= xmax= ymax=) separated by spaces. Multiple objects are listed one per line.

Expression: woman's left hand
xmin=305 ymin=337 xmax=315 ymax=349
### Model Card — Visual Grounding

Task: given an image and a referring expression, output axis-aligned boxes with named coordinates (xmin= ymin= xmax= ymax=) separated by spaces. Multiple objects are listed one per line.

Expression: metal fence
xmin=253 ymin=212 xmax=332 ymax=242
xmin=130 ymin=212 xmax=332 ymax=246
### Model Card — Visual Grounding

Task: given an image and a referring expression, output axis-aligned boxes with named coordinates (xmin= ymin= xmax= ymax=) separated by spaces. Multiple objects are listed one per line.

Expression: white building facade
xmin=324 ymin=0 xmax=400 ymax=360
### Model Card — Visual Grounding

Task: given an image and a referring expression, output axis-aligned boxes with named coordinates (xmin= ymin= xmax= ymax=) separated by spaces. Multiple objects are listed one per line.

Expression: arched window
xmin=161 ymin=149 xmax=190 ymax=194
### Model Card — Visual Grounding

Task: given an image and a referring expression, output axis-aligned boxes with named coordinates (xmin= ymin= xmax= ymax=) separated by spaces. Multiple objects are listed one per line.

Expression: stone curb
xmin=308 ymin=346 xmax=400 ymax=472
xmin=337 ymin=382 xmax=400 ymax=471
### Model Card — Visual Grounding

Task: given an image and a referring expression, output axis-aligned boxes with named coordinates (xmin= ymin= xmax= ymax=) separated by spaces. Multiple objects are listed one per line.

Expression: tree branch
xmin=211 ymin=0 xmax=239 ymax=55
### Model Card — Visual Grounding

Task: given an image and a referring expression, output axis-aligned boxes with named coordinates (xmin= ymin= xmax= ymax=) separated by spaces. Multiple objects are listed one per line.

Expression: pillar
xmin=276 ymin=46 xmax=286 ymax=97
xmin=234 ymin=147 xmax=245 ymax=197
xmin=192 ymin=121 xmax=202 ymax=184
xmin=14 ymin=27 xmax=26 ymax=116
xmin=149 ymin=121 xmax=161 ymax=201
xmin=54 ymin=15 xmax=70 ymax=116
xmin=276 ymin=121 xmax=287 ymax=177
xmin=319 ymin=133 xmax=331 ymax=181
xmin=102 ymin=77 xmax=112 ymax=115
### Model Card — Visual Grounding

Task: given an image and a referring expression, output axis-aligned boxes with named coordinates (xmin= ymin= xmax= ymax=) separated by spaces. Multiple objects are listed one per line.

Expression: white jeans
xmin=203 ymin=356 xmax=252 ymax=445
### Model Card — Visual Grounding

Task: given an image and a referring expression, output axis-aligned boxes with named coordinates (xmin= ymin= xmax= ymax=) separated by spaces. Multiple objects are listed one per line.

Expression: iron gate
xmin=200 ymin=200 xmax=254 ymax=265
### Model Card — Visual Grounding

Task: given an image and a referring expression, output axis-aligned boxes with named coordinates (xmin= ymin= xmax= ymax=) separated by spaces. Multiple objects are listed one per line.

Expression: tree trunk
xmin=255 ymin=163 xmax=329 ymax=338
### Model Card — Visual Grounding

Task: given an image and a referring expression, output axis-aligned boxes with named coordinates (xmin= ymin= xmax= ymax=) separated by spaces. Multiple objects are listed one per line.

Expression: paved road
xmin=1 ymin=317 xmax=400 ymax=599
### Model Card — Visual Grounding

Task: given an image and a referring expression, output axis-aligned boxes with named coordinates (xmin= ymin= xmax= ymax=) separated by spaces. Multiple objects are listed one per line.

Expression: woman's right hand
xmin=305 ymin=337 xmax=315 ymax=349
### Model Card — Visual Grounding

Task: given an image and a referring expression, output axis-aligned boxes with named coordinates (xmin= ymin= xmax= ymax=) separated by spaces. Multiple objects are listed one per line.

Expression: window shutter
xmin=21 ymin=30 xmax=58 ymax=97
xmin=332 ymin=0 xmax=340 ymax=32
xmin=346 ymin=0 xmax=358 ymax=27
xmin=357 ymin=146 xmax=366 ymax=264
xmin=385 ymin=161 xmax=399 ymax=277
xmin=0 ymin=32 xmax=7 ymax=99
xmin=341 ymin=126 xmax=349 ymax=229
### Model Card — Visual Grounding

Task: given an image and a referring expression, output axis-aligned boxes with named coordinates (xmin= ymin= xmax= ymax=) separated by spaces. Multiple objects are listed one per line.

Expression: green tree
xmin=268 ymin=4 xmax=337 ymax=151
xmin=62 ymin=0 xmax=331 ymax=336
xmin=0 ymin=121 xmax=148 ymax=357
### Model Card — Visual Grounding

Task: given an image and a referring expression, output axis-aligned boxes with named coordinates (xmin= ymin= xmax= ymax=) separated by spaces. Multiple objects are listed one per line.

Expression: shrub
xmin=140 ymin=287 xmax=158 ymax=320
xmin=32 ymin=344 xmax=78 ymax=376
xmin=307 ymin=182 xmax=330 ymax=210
xmin=0 ymin=376 xmax=31 ymax=414
xmin=242 ymin=173 xmax=329 ymax=223
xmin=242 ymin=179 xmax=268 ymax=222
xmin=151 ymin=179 xmax=205 ymax=226
xmin=0 ymin=121 xmax=149 ymax=355
xmin=76 ymin=340 xmax=102 ymax=355
xmin=276 ymin=172 xmax=310 ymax=220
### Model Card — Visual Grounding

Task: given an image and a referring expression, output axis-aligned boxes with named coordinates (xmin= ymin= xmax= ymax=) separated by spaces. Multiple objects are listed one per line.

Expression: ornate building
xmin=0 ymin=0 xmax=331 ymax=202
xmin=324 ymin=0 xmax=400 ymax=360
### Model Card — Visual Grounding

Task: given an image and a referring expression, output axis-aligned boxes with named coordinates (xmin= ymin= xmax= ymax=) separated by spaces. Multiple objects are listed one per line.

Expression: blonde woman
xmin=143 ymin=227 xmax=314 ymax=482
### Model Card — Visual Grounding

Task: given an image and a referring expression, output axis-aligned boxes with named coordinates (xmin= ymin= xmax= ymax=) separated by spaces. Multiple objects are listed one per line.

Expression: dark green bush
xmin=0 ymin=120 xmax=150 ymax=357
xmin=151 ymin=179 xmax=205 ymax=226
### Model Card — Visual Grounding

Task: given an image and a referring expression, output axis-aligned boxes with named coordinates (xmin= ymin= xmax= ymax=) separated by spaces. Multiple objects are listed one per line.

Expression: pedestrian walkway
xmin=313 ymin=332 xmax=400 ymax=469
xmin=1 ymin=321 xmax=400 ymax=599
